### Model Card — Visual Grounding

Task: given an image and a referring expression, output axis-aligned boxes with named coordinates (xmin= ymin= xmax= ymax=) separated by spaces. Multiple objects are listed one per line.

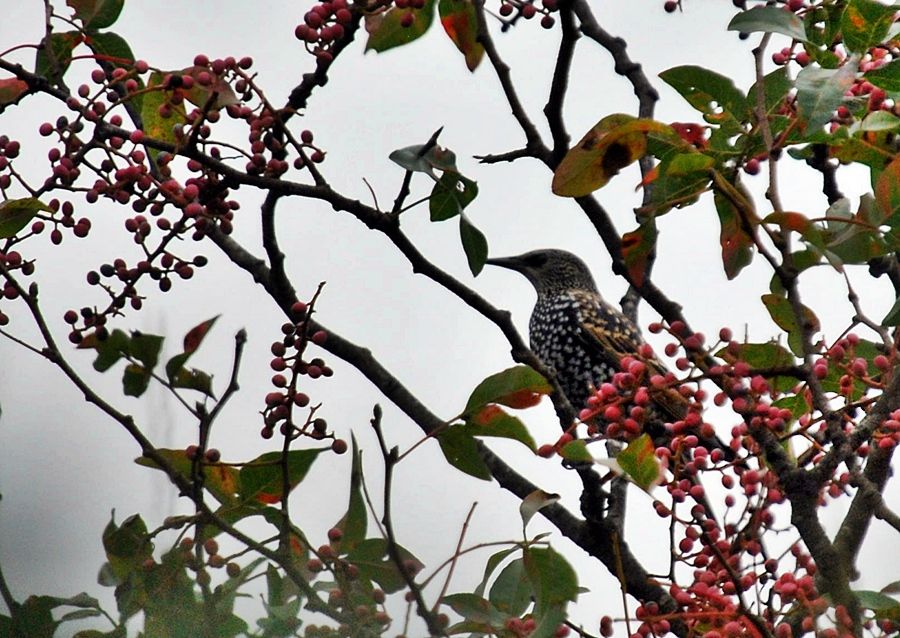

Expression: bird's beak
xmin=484 ymin=255 xmax=524 ymax=272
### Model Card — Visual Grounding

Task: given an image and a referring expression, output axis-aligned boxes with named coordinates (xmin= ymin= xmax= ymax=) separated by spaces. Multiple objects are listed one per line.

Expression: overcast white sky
xmin=1 ymin=1 xmax=898 ymax=635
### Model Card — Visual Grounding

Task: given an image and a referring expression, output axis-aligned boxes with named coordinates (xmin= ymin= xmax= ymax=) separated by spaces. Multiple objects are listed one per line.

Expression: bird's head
xmin=485 ymin=249 xmax=598 ymax=295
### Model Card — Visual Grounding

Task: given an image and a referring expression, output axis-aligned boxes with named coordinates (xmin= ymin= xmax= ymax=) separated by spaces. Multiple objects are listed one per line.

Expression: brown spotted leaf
xmin=552 ymin=116 xmax=672 ymax=197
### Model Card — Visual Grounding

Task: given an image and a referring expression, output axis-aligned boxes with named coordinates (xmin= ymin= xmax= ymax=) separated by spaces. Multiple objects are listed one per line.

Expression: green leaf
xmin=465 ymin=365 xmax=552 ymax=414
xmin=727 ymin=6 xmax=808 ymax=41
xmin=35 ymin=31 xmax=82 ymax=83
xmin=523 ymin=546 xmax=578 ymax=615
xmin=854 ymin=589 xmax=900 ymax=618
xmin=78 ymin=328 xmax=129 ymax=372
xmin=346 ymin=538 xmax=423 ymax=593
xmin=714 ymin=189 xmax=754 ymax=279
xmin=169 ymin=367 xmax=215 ymax=397
xmin=135 ymin=448 xmax=240 ymax=504
xmin=239 ymin=449 xmax=326 ymax=504
xmin=857 ymin=110 xmax=900 ymax=132
xmin=716 ymin=341 xmax=797 ymax=393
xmin=621 ymin=218 xmax=658 ymax=288
xmin=0 ymin=78 xmax=29 ymax=107
xmin=840 ymin=0 xmax=897 ymax=54
xmin=102 ymin=513 xmax=152 ymax=581
xmin=882 ymin=296 xmax=900 ymax=326
xmin=122 ymin=363 xmax=151 ymax=397
xmin=488 ymin=559 xmax=532 ymax=618
xmin=436 ymin=426 xmax=491 ymax=480
xmin=474 ymin=548 xmax=519 ymax=598
xmin=365 ymin=0 xmax=436 ymax=53
xmin=460 ymin=214 xmax=488 ymax=276
xmin=796 ymin=60 xmax=859 ymax=133
xmin=389 ymin=142 xmax=457 ymax=176
xmin=442 ymin=593 xmax=506 ymax=627
xmin=67 ymin=0 xmax=125 ymax=30
xmin=865 ymin=59 xmax=900 ymax=93
xmin=772 ymin=393 xmax=810 ymax=421
xmin=430 ymin=172 xmax=478 ymax=221
xmin=128 ymin=332 xmax=163 ymax=370
xmin=439 ymin=0 xmax=483 ymax=71
xmin=659 ymin=65 xmax=750 ymax=125
xmin=140 ymin=71 xmax=184 ymax=154
xmin=616 ymin=434 xmax=662 ymax=491
xmin=761 ymin=293 xmax=820 ymax=357
xmin=86 ymin=31 xmax=134 ymax=65
xmin=462 ymin=406 xmax=536 ymax=451
xmin=747 ymin=67 xmax=794 ymax=118
xmin=0 ymin=198 xmax=52 ymax=238
xmin=332 ymin=434 xmax=367 ymax=552
xmin=558 ymin=439 xmax=592 ymax=463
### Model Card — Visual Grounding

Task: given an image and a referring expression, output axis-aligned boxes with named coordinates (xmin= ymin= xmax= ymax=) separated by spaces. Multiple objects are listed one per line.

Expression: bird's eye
xmin=524 ymin=253 xmax=548 ymax=268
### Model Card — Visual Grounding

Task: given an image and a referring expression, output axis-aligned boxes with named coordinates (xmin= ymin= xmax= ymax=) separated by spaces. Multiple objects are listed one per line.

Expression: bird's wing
xmin=573 ymin=292 xmax=688 ymax=421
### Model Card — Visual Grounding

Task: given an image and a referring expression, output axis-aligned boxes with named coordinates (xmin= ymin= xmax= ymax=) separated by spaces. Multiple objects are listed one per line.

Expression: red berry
xmin=332 ymin=438 xmax=348 ymax=454
xmin=664 ymin=0 xmax=678 ymax=12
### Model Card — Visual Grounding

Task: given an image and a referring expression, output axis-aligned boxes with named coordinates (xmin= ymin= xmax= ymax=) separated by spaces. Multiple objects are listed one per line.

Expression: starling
xmin=486 ymin=248 xmax=726 ymax=455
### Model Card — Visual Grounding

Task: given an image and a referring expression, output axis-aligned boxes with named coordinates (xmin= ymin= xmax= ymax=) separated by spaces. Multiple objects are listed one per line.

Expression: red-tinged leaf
xmin=239 ymin=449 xmax=325 ymax=504
xmin=67 ymin=0 xmax=124 ymax=30
xmin=764 ymin=211 xmax=814 ymax=234
xmin=365 ymin=1 xmax=435 ymax=53
xmin=621 ymin=219 xmax=657 ymax=288
xmin=875 ymin=155 xmax=900 ymax=224
xmin=553 ymin=116 xmax=672 ymax=197
xmin=141 ymin=71 xmax=185 ymax=153
xmin=465 ymin=365 xmax=552 ymax=414
xmin=0 ymin=78 xmax=28 ymax=106
xmin=462 ymin=407 xmax=536 ymax=451
xmin=714 ymin=190 xmax=754 ymax=280
xmin=494 ymin=389 xmax=544 ymax=409
xmin=840 ymin=0 xmax=896 ymax=54
xmin=439 ymin=0 xmax=484 ymax=71
xmin=472 ymin=404 xmax=504 ymax=425
xmin=135 ymin=448 xmax=240 ymax=504
xmin=183 ymin=315 xmax=219 ymax=353
xmin=616 ymin=434 xmax=662 ymax=491
xmin=0 ymin=198 xmax=52 ymax=239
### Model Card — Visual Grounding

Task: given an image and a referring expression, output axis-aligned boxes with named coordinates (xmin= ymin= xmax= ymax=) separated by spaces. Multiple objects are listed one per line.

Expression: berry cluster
xmin=141 ymin=534 xmax=241 ymax=590
xmin=498 ymin=0 xmax=559 ymax=29
xmin=534 ymin=315 xmax=896 ymax=636
xmin=303 ymin=527 xmax=394 ymax=636
xmin=262 ymin=296 xmax=346 ymax=454
xmin=294 ymin=0 xmax=353 ymax=62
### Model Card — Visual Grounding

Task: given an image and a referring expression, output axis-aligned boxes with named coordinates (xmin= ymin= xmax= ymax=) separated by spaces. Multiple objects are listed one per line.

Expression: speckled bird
xmin=486 ymin=248 xmax=688 ymax=432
